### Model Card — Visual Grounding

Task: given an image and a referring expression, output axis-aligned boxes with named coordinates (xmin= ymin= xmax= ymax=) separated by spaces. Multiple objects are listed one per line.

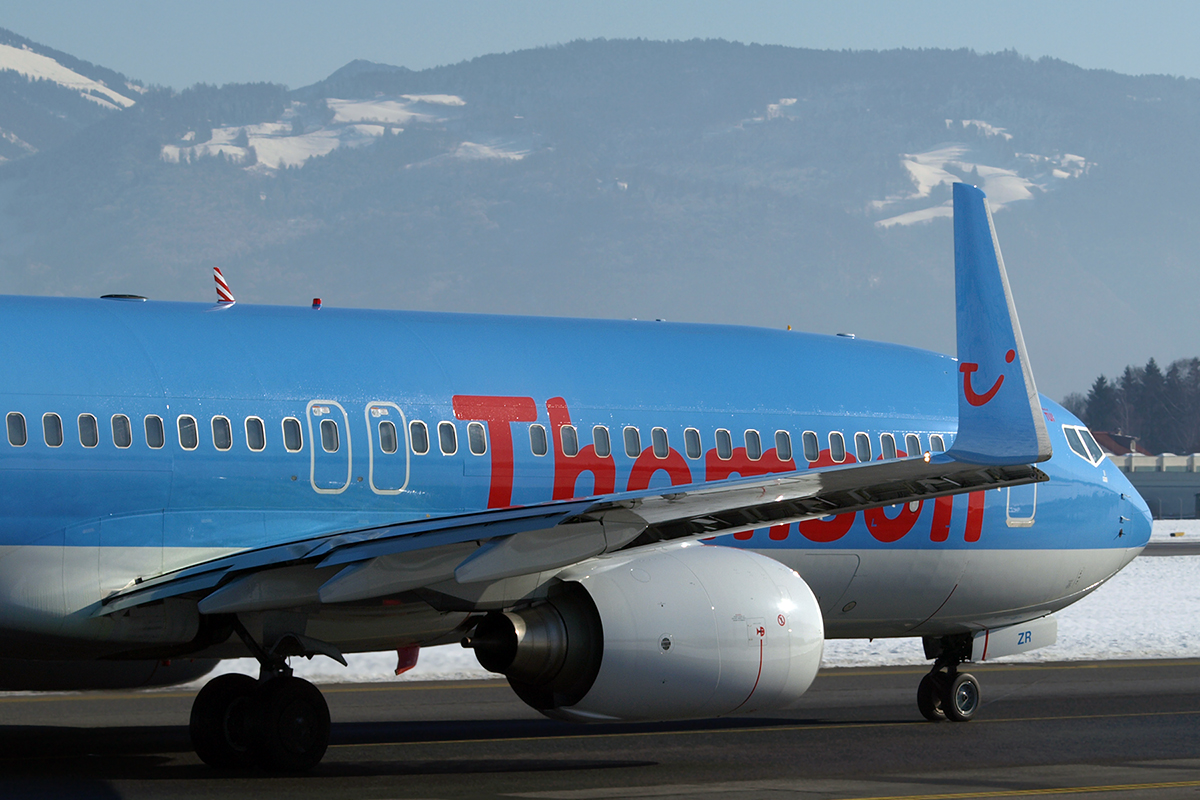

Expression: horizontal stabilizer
xmin=949 ymin=183 xmax=1051 ymax=465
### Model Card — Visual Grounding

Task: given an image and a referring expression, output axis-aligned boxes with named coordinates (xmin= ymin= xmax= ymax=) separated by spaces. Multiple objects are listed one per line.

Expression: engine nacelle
xmin=467 ymin=542 xmax=824 ymax=722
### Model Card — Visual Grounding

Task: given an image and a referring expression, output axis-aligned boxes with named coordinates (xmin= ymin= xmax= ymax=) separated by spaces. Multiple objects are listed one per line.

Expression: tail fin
xmin=214 ymin=267 xmax=235 ymax=304
xmin=948 ymin=183 xmax=1051 ymax=465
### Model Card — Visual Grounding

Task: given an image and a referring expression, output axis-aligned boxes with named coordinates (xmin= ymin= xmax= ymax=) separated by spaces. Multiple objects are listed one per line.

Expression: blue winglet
xmin=949 ymin=183 xmax=1052 ymax=465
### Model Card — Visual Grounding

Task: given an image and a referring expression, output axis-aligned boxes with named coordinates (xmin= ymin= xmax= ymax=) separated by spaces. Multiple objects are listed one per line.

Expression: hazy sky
xmin=4 ymin=1 xmax=1199 ymax=89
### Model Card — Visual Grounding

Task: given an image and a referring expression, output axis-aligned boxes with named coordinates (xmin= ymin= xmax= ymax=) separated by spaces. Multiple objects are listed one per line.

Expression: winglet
xmin=948 ymin=183 xmax=1051 ymax=465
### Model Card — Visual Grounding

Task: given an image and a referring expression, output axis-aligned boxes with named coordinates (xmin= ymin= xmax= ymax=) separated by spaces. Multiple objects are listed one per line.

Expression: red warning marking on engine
xmin=777 ymin=614 xmax=786 ymax=626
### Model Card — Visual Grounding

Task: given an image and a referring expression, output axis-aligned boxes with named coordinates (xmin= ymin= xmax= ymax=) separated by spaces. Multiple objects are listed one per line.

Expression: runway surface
xmin=2 ymin=659 xmax=1199 ymax=799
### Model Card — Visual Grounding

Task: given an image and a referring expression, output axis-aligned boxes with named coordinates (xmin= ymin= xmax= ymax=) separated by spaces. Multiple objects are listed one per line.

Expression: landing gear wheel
xmin=251 ymin=676 xmax=331 ymax=772
xmin=916 ymin=672 xmax=946 ymax=722
xmin=190 ymin=673 xmax=258 ymax=768
xmin=942 ymin=672 xmax=980 ymax=722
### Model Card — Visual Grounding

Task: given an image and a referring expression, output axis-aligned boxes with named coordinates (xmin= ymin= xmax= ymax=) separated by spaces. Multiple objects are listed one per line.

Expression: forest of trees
xmin=1063 ymin=357 xmax=1200 ymax=455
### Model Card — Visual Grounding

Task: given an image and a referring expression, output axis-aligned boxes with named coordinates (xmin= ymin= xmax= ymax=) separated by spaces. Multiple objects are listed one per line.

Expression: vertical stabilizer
xmin=948 ymin=183 xmax=1051 ymax=465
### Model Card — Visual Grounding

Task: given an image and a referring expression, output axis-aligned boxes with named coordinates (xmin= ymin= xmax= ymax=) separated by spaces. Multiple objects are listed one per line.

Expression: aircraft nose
xmin=1121 ymin=487 xmax=1153 ymax=548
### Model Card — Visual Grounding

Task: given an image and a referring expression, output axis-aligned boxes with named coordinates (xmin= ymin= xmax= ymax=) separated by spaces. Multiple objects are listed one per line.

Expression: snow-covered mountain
xmin=160 ymin=93 xmax=527 ymax=171
xmin=1 ymin=37 xmax=1198 ymax=399
xmin=0 ymin=28 xmax=140 ymax=162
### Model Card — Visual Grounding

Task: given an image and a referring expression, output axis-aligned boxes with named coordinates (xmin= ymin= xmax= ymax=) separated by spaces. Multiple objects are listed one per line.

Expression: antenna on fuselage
xmin=214 ymin=267 xmax=235 ymax=304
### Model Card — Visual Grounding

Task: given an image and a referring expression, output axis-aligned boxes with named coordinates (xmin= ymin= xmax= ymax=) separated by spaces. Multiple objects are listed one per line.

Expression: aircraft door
xmin=365 ymin=402 xmax=409 ymax=494
xmin=307 ymin=400 xmax=352 ymax=494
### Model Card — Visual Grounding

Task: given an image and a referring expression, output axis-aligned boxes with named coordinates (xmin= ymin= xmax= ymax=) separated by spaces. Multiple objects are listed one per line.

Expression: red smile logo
xmin=961 ymin=350 xmax=1015 ymax=407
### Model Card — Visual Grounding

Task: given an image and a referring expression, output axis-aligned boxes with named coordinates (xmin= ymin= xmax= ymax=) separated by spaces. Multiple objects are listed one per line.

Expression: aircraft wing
xmin=99 ymin=183 xmax=1050 ymax=618
xmin=99 ymin=453 xmax=1045 ymax=616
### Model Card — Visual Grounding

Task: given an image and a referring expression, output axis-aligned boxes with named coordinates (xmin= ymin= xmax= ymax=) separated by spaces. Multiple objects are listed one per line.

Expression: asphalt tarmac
xmin=1 ymin=659 xmax=1199 ymax=799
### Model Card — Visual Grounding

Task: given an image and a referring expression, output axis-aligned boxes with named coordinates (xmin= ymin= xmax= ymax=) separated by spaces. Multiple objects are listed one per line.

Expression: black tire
xmin=251 ymin=676 xmax=331 ymax=772
xmin=917 ymin=672 xmax=947 ymax=722
xmin=943 ymin=672 xmax=981 ymax=722
xmin=190 ymin=673 xmax=258 ymax=769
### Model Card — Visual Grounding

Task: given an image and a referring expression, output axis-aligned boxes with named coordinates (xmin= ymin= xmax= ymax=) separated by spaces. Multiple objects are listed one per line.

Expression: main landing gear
xmin=917 ymin=634 xmax=981 ymax=723
xmin=189 ymin=624 xmax=338 ymax=772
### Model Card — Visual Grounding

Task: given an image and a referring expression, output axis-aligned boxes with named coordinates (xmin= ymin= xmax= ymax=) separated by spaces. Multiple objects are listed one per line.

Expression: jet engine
xmin=466 ymin=542 xmax=824 ymax=721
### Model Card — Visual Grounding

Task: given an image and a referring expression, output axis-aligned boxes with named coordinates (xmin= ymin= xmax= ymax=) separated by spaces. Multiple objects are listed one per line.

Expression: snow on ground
xmin=873 ymin=121 xmax=1092 ymax=228
xmin=193 ymin=521 xmax=1200 ymax=687
xmin=0 ymin=43 xmax=134 ymax=110
xmin=955 ymin=119 xmax=1014 ymax=141
xmin=451 ymin=142 xmax=528 ymax=161
xmin=327 ymin=98 xmax=444 ymax=126
xmin=401 ymin=94 xmax=466 ymax=106
xmin=162 ymin=95 xmax=474 ymax=170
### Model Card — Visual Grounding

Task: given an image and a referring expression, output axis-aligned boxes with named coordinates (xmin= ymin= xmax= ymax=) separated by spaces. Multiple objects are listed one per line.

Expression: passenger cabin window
xmin=855 ymin=432 xmax=872 ymax=462
xmin=905 ymin=434 xmax=922 ymax=457
xmin=79 ymin=414 xmax=99 ymax=448
xmin=775 ymin=431 xmax=792 ymax=461
xmin=623 ymin=426 xmax=641 ymax=458
xmin=829 ymin=431 xmax=846 ymax=463
xmin=6 ymin=412 xmax=26 ymax=447
xmin=930 ymin=434 xmax=946 ymax=453
xmin=745 ymin=430 xmax=762 ymax=460
xmin=378 ymin=420 xmax=398 ymax=454
xmin=468 ymin=422 xmax=487 ymax=455
xmin=880 ymin=433 xmax=897 ymax=460
xmin=43 ymin=413 xmax=63 ymax=448
xmin=283 ymin=417 xmax=304 ymax=453
xmin=684 ymin=428 xmax=702 ymax=459
xmin=246 ymin=417 xmax=266 ymax=452
xmin=652 ymin=427 xmax=669 ymax=458
xmin=145 ymin=415 xmax=164 ymax=449
xmin=212 ymin=416 xmax=232 ymax=451
xmin=178 ymin=416 xmax=198 ymax=450
xmin=112 ymin=415 xmax=132 ymax=449
xmin=593 ymin=426 xmax=611 ymax=458
xmin=529 ymin=423 xmax=547 ymax=456
xmin=438 ymin=421 xmax=457 ymax=455
xmin=802 ymin=431 xmax=819 ymax=462
xmin=560 ymin=425 xmax=579 ymax=457
xmin=320 ymin=419 xmax=340 ymax=453
xmin=715 ymin=429 xmax=733 ymax=460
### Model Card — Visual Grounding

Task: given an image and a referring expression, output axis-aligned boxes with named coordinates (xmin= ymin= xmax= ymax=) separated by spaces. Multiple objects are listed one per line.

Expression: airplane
xmin=0 ymin=183 xmax=1152 ymax=771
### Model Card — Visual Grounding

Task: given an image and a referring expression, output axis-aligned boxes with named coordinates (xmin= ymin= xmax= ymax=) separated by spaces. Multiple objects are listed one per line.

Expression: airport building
xmin=1098 ymin=432 xmax=1200 ymax=519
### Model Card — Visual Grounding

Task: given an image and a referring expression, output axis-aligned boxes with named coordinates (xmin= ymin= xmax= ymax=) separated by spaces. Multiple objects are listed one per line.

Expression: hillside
xmin=1 ymin=37 xmax=1198 ymax=397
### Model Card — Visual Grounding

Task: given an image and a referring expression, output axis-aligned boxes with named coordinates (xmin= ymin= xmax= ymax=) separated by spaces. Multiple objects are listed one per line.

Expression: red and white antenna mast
xmin=214 ymin=267 xmax=235 ymax=304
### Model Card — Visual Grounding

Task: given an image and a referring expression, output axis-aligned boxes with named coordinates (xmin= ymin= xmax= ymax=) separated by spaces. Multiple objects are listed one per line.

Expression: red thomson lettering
xmin=864 ymin=501 xmax=923 ymax=543
xmin=547 ymin=398 xmax=616 ymax=500
xmin=453 ymin=395 xmax=537 ymax=509
xmin=797 ymin=514 xmax=854 ymax=542
xmin=965 ymin=491 xmax=985 ymax=542
xmin=627 ymin=448 xmax=692 ymax=491
xmin=930 ymin=495 xmax=953 ymax=542
xmin=929 ymin=493 xmax=985 ymax=542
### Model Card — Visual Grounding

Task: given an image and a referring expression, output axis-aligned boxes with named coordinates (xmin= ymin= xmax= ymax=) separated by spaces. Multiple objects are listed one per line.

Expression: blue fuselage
xmin=0 ymin=296 xmax=1152 ymax=652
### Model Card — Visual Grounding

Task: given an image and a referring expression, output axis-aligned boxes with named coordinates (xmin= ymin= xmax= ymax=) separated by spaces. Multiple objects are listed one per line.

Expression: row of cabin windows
xmin=4 ymin=411 xmax=316 ymax=454
xmin=404 ymin=418 xmax=946 ymax=463
xmin=5 ymin=409 xmax=948 ymax=465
